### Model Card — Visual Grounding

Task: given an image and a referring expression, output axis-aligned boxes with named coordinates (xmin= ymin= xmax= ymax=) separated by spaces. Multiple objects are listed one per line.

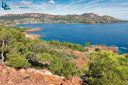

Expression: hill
xmin=0 ymin=26 xmax=128 ymax=84
xmin=0 ymin=13 xmax=126 ymax=25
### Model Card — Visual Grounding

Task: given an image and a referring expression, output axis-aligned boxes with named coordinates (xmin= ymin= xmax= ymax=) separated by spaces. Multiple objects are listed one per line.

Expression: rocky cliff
xmin=0 ymin=64 xmax=82 ymax=85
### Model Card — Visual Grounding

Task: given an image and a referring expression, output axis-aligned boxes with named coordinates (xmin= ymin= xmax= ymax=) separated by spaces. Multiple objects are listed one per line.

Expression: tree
xmin=0 ymin=28 xmax=14 ymax=63
xmin=0 ymin=26 xmax=83 ymax=78
xmin=83 ymin=51 xmax=128 ymax=85
xmin=7 ymin=53 xmax=30 ymax=69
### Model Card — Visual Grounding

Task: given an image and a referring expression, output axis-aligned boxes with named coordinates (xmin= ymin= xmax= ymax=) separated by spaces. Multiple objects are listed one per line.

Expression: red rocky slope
xmin=0 ymin=64 xmax=82 ymax=85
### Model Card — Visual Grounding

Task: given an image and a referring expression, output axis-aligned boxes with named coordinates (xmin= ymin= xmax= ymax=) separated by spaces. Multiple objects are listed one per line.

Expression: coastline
xmin=24 ymin=28 xmax=42 ymax=40
xmin=20 ymin=23 xmax=128 ymax=54
xmin=24 ymin=28 xmax=42 ymax=33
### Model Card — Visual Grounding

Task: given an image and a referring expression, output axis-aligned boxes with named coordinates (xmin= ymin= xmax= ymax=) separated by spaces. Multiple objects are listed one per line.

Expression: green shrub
xmin=48 ymin=40 xmax=85 ymax=51
xmin=83 ymin=51 xmax=128 ymax=85
xmin=85 ymin=42 xmax=91 ymax=47
xmin=36 ymin=53 xmax=53 ymax=63
xmin=7 ymin=56 xmax=30 ymax=69
xmin=49 ymin=56 xmax=63 ymax=74
xmin=61 ymin=61 xmax=78 ymax=78
xmin=36 ymin=52 xmax=79 ymax=78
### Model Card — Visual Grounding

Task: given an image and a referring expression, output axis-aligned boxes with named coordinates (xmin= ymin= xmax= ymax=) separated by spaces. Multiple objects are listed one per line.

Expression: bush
xmin=49 ymin=56 xmax=63 ymax=74
xmin=83 ymin=51 xmax=128 ymax=85
xmin=7 ymin=56 xmax=30 ymax=69
xmin=48 ymin=40 xmax=85 ymax=51
xmin=36 ymin=53 xmax=53 ymax=63
xmin=61 ymin=61 xmax=78 ymax=78
xmin=36 ymin=52 xmax=79 ymax=78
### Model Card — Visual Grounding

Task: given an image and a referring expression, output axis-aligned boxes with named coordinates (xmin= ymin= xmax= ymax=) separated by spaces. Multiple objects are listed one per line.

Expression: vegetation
xmin=48 ymin=40 xmax=85 ymax=51
xmin=1 ymin=25 xmax=128 ymax=84
xmin=0 ymin=26 xmax=84 ymax=78
xmin=82 ymin=51 xmax=128 ymax=85
xmin=85 ymin=42 xmax=91 ymax=47
xmin=7 ymin=54 xmax=30 ymax=69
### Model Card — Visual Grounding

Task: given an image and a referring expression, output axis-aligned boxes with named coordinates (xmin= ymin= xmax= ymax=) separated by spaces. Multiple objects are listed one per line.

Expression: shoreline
xmin=22 ymin=27 xmax=127 ymax=54
xmin=24 ymin=28 xmax=42 ymax=40
xmin=6 ymin=22 xmax=128 ymax=27
xmin=24 ymin=28 xmax=42 ymax=33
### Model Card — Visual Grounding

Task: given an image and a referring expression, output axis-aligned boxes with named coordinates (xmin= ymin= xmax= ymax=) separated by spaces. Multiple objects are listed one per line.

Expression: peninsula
xmin=23 ymin=28 xmax=42 ymax=40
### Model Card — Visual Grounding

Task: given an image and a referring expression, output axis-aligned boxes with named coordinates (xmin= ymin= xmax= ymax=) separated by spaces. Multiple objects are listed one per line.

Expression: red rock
xmin=19 ymin=69 xmax=26 ymax=74
xmin=0 ymin=64 xmax=4 ymax=72
xmin=0 ymin=64 xmax=82 ymax=85
xmin=63 ymin=76 xmax=82 ymax=85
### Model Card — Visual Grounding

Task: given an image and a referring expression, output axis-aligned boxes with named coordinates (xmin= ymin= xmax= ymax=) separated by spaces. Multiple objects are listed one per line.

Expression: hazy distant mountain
xmin=0 ymin=13 xmax=126 ymax=25
xmin=81 ymin=13 xmax=99 ymax=17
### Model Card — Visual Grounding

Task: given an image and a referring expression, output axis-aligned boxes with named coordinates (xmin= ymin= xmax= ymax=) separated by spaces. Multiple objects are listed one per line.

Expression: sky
xmin=0 ymin=0 xmax=128 ymax=20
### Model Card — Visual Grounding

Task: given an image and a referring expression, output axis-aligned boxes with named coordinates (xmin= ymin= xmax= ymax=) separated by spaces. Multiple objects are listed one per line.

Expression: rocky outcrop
xmin=93 ymin=45 xmax=118 ymax=53
xmin=85 ymin=45 xmax=118 ymax=53
xmin=63 ymin=76 xmax=82 ymax=85
xmin=0 ymin=64 xmax=82 ymax=85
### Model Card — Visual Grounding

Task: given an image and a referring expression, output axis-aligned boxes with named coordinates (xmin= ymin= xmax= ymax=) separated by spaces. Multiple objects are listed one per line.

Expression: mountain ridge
xmin=0 ymin=13 xmax=126 ymax=25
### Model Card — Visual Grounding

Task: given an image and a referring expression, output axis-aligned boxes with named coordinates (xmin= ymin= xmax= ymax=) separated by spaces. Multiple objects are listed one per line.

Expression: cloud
xmin=48 ymin=0 xmax=55 ymax=4
xmin=0 ymin=0 xmax=128 ymax=19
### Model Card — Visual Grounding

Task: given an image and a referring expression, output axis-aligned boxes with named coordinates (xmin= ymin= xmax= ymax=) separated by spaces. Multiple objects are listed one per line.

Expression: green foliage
xmin=61 ymin=61 xmax=78 ymax=78
xmin=7 ymin=53 xmax=30 ymax=69
xmin=85 ymin=42 xmax=91 ymax=47
xmin=49 ymin=55 xmax=63 ymax=74
xmin=83 ymin=51 xmax=128 ymax=85
xmin=35 ymin=52 xmax=79 ymax=78
xmin=36 ymin=53 xmax=53 ymax=63
xmin=0 ymin=26 xmax=83 ymax=78
xmin=48 ymin=40 xmax=85 ymax=52
xmin=10 ymin=29 xmax=26 ymax=42
xmin=50 ymin=59 xmax=79 ymax=78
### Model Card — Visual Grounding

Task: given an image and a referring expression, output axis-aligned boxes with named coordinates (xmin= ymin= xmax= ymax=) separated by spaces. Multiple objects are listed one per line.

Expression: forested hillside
xmin=0 ymin=25 xmax=86 ymax=78
xmin=0 ymin=26 xmax=128 ymax=85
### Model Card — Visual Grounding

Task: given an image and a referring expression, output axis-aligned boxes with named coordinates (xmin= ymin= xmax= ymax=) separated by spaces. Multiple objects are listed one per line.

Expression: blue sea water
xmin=17 ymin=23 xmax=128 ymax=54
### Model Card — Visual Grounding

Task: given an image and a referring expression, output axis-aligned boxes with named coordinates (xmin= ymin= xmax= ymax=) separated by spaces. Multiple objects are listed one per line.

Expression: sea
xmin=17 ymin=23 xmax=128 ymax=54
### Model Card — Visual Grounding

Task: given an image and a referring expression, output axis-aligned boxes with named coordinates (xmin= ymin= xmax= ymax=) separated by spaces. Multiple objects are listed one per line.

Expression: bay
xmin=17 ymin=23 xmax=128 ymax=54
